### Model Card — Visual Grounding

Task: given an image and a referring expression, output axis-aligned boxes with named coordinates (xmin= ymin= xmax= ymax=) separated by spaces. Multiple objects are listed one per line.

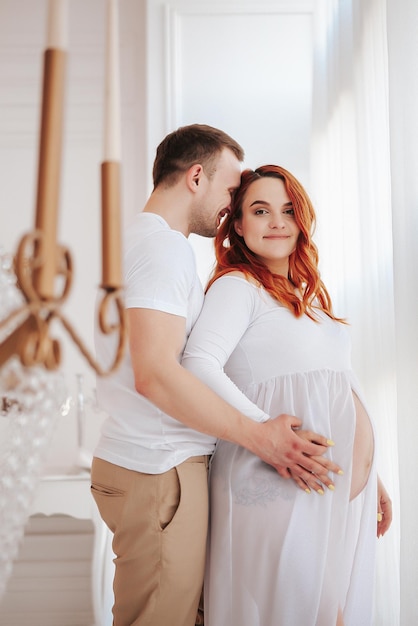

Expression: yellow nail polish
xmin=327 ymin=439 xmax=335 ymax=446
xmin=305 ymin=488 xmax=311 ymax=494
xmin=377 ymin=513 xmax=383 ymax=522
xmin=317 ymin=489 xmax=325 ymax=495
xmin=337 ymin=470 xmax=344 ymax=475
xmin=328 ymin=484 xmax=335 ymax=491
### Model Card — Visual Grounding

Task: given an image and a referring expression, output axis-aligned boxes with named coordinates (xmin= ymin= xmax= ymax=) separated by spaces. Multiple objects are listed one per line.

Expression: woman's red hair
xmin=208 ymin=165 xmax=344 ymax=322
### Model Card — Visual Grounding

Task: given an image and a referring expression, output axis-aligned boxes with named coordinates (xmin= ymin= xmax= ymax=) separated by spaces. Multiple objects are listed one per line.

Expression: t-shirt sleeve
xmin=124 ymin=230 xmax=195 ymax=317
xmin=182 ymin=276 xmax=270 ymax=423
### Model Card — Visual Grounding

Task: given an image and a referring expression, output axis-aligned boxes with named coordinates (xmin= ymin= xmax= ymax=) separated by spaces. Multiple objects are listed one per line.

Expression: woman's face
xmin=234 ymin=176 xmax=300 ymax=276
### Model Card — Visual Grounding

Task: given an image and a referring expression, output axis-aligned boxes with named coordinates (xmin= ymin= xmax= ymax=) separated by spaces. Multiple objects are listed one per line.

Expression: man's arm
xmin=128 ymin=308 xmax=341 ymax=492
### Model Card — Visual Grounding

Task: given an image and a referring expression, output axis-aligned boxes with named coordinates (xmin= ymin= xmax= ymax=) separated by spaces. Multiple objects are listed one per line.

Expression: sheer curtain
xmin=310 ymin=0 xmax=400 ymax=624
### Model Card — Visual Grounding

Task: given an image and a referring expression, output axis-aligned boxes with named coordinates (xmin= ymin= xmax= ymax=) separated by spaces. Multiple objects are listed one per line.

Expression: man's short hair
xmin=152 ymin=124 xmax=245 ymax=189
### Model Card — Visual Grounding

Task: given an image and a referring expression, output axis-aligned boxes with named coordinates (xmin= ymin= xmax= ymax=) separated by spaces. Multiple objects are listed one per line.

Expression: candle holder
xmin=0 ymin=1 xmax=127 ymax=376
xmin=0 ymin=233 xmax=126 ymax=375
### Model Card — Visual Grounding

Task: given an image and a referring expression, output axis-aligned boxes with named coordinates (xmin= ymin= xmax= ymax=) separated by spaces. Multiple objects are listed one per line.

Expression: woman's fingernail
xmin=377 ymin=513 xmax=383 ymax=522
xmin=317 ymin=489 xmax=325 ymax=495
xmin=305 ymin=488 xmax=311 ymax=494
xmin=337 ymin=470 xmax=344 ymax=475
xmin=328 ymin=484 xmax=335 ymax=491
xmin=327 ymin=439 xmax=335 ymax=446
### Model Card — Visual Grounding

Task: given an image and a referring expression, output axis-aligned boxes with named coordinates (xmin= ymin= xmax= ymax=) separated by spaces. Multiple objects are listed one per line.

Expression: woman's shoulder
xmin=214 ymin=270 xmax=261 ymax=288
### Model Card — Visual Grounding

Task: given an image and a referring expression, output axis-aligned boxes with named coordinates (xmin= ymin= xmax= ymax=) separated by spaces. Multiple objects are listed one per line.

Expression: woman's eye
xmin=254 ymin=209 xmax=268 ymax=215
xmin=283 ymin=208 xmax=295 ymax=216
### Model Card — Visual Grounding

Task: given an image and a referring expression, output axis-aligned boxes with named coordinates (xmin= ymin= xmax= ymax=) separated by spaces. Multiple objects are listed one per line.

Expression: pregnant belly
xmin=350 ymin=392 xmax=374 ymax=501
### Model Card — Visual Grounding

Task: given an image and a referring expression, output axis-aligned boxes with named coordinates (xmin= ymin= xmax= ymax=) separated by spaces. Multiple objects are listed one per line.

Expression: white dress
xmin=182 ymin=275 xmax=377 ymax=626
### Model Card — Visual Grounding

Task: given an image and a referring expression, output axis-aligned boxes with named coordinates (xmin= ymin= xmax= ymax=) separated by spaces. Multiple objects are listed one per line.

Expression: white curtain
xmin=310 ymin=0 xmax=400 ymax=624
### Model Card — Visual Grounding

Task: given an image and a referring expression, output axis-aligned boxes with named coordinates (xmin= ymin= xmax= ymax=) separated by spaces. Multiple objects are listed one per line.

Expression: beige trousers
xmin=91 ymin=456 xmax=209 ymax=626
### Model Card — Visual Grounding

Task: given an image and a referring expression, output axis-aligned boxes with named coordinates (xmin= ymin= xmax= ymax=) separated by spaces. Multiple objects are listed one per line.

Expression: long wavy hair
xmin=207 ymin=165 xmax=344 ymax=322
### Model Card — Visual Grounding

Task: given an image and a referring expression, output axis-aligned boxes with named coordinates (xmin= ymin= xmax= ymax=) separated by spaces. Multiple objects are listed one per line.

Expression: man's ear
xmin=187 ymin=164 xmax=203 ymax=191
xmin=234 ymin=219 xmax=243 ymax=237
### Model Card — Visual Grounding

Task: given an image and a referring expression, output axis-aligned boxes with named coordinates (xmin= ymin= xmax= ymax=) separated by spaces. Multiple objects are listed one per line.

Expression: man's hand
xmin=249 ymin=414 xmax=343 ymax=494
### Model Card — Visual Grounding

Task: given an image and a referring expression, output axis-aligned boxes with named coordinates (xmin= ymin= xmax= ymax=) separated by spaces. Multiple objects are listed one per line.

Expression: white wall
xmin=146 ymin=0 xmax=314 ymax=283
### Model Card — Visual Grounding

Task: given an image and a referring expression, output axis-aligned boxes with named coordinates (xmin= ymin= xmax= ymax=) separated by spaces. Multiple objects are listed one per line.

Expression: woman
xmin=182 ymin=165 xmax=392 ymax=626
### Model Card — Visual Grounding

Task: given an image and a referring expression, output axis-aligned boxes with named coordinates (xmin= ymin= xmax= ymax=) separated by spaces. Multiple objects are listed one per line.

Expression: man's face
xmin=190 ymin=148 xmax=242 ymax=238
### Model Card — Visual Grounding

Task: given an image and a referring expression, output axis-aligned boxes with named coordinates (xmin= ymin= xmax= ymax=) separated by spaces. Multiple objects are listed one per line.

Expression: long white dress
xmin=182 ymin=275 xmax=377 ymax=626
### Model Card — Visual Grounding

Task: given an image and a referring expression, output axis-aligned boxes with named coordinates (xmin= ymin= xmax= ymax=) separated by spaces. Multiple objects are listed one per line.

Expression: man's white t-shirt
xmin=93 ymin=212 xmax=217 ymax=474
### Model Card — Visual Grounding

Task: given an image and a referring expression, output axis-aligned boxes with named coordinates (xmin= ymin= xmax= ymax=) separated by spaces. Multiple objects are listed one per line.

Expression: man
xmin=91 ymin=124 xmax=340 ymax=626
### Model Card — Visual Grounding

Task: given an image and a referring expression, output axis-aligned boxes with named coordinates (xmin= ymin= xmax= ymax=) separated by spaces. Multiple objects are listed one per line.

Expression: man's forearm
xmin=133 ymin=358 xmax=336 ymax=478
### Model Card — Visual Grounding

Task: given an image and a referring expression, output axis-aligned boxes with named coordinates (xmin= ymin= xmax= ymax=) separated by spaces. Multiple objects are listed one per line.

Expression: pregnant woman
xmin=182 ymin=164 xmax=392 ymax=626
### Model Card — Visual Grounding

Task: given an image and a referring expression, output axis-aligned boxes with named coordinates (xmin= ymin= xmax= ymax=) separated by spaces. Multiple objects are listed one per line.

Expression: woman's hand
xmin=377 ymin=474 xmax=392 ymax=537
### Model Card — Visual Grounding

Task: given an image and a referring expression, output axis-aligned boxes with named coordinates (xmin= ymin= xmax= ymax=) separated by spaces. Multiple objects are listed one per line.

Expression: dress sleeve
xmin=182 ymin=276 xmax=269 ymax=423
